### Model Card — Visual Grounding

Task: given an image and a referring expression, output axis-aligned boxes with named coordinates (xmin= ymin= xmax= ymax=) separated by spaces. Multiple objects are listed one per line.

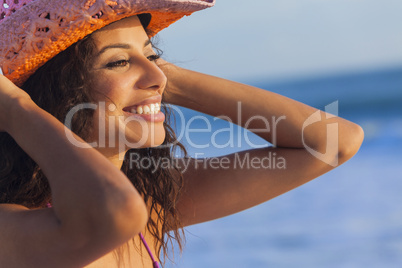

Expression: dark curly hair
xmin=0 ymin=23 xmax=186 ymax=265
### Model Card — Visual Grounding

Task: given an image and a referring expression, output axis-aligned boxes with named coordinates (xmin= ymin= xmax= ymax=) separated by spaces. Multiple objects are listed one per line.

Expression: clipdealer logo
xmin=302 ymin=101 xmax=339 ymax=167
xmin=63 ymin=100 xmax=340 ymax=167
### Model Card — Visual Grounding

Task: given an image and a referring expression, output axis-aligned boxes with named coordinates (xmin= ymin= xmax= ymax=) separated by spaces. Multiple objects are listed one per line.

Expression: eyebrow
xmin=96 ymin=39 xmax=152 ymax=56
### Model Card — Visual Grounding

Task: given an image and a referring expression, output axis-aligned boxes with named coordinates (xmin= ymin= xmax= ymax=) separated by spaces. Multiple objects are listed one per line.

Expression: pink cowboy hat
xmin=0 ymin=0 xmax=215 ymax=86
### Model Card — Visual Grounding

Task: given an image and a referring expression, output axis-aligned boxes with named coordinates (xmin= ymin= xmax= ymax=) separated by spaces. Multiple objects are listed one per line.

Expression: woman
xmin=0 ymin=0 xmax=364 ymax=267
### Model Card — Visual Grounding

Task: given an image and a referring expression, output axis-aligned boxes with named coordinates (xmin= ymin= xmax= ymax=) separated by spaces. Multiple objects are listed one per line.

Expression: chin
xmin=124 ymin=127 xmax=166 ymax=149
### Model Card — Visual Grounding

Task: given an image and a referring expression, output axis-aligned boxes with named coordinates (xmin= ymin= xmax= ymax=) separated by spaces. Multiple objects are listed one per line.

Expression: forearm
xmin=163 ymin=63 xmax=363 ymax=158
xmin=7 ymin=97 xmax=147 ymax=238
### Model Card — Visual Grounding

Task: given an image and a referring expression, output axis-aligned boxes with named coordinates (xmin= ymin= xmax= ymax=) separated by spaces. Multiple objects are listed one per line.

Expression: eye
xmin=106 ymin=59 xmax=129 ymax=68
xmin=147 ymin=54 xmax=160 ymax=62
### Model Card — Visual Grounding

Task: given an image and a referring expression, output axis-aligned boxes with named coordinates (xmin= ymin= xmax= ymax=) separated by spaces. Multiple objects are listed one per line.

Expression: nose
xmin=135 ymin=57 xmax=167 ymax=92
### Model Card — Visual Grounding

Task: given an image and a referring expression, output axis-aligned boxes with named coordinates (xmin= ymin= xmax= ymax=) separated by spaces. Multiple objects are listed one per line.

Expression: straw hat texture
xmin=0 ymin=0 xmax=215 ymax=86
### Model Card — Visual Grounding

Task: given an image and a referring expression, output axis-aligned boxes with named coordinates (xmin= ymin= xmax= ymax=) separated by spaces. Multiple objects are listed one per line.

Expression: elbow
xmin=121 ymin=194 xmax=149 ymax=235
xmin=58 ymin=192 xmax=148 ymax=258
xmin=337 ymin=122 xmax=364 ymax=165
xmin=58 ymin=193 xmax=148 ymax=266
xmin=82 ymin=188 xmax=148 ymax=247
xmin=108 ymin=192 xmax=148 ymax=241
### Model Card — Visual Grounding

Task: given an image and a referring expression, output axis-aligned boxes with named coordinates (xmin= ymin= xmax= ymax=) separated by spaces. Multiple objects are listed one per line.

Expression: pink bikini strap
xmin=139 ymin=232 xmax=160 ymax=268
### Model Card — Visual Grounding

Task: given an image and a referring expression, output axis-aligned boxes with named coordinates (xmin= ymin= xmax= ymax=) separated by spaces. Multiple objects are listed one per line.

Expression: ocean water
xmin=165 ymin=66 xmax=402 ymax=268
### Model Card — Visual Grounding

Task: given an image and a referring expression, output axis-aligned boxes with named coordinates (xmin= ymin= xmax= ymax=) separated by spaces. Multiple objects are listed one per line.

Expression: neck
xmin=96 ymin=147 xmax=127 ymax=169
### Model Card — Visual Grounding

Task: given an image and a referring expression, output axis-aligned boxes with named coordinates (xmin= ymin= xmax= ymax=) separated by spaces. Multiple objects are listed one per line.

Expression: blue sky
xmin=158 ymin=0 xmax=402 ymax=82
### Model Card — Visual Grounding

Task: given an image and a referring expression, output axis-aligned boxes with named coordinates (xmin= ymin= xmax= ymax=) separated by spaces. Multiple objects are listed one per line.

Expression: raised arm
xmin=160 ymin=60 xmax=364 ymax=227
xmin=0 ymin=75 xmax=148 ymax=267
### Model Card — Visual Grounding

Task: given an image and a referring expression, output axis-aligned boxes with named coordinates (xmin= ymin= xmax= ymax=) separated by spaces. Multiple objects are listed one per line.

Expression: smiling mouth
xmin=123 ymin=102 xmax=161 ymax=115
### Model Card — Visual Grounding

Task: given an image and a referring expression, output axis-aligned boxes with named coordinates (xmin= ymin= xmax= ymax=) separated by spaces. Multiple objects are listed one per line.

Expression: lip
xmin=122 ymin=95 xmax=165 ymax=122
xmin=122 ymin=95 xmax=162 ymax=112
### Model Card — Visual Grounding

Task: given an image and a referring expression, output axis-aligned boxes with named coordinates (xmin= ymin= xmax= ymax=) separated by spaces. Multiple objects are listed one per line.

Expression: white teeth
xmin=129 ymin=103 xmax=161 ymax=115
xmin=155 ymin=104 xmax=161 ymax=113
xmin=143 ymin=105 xmax=151 ymax=114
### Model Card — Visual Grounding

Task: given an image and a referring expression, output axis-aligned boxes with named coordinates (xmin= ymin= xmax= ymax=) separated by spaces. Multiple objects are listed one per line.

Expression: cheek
xmin=91 ymin=106 xmax=122 ymax=136
xmin=91 ymin=82 xmax=116 ymax=101
xmin=90 ymin=73 xmax=130 ymax=102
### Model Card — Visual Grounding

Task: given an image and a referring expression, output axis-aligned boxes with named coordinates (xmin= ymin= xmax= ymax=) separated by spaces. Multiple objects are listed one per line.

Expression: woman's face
xmin=89 ymin=16 xmax=167 ymax=154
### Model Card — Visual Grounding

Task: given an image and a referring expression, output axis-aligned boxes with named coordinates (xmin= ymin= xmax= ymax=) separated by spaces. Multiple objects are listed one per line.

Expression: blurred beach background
xmin=157 ymin=0 xmax=402 ymax=267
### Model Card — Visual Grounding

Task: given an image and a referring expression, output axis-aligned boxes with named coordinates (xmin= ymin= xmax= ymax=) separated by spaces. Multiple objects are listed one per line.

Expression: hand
xmin=156 ymin=58 xmax=182 ymax=104
xmin=0 ymin=74 xmax=32 ymax=132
